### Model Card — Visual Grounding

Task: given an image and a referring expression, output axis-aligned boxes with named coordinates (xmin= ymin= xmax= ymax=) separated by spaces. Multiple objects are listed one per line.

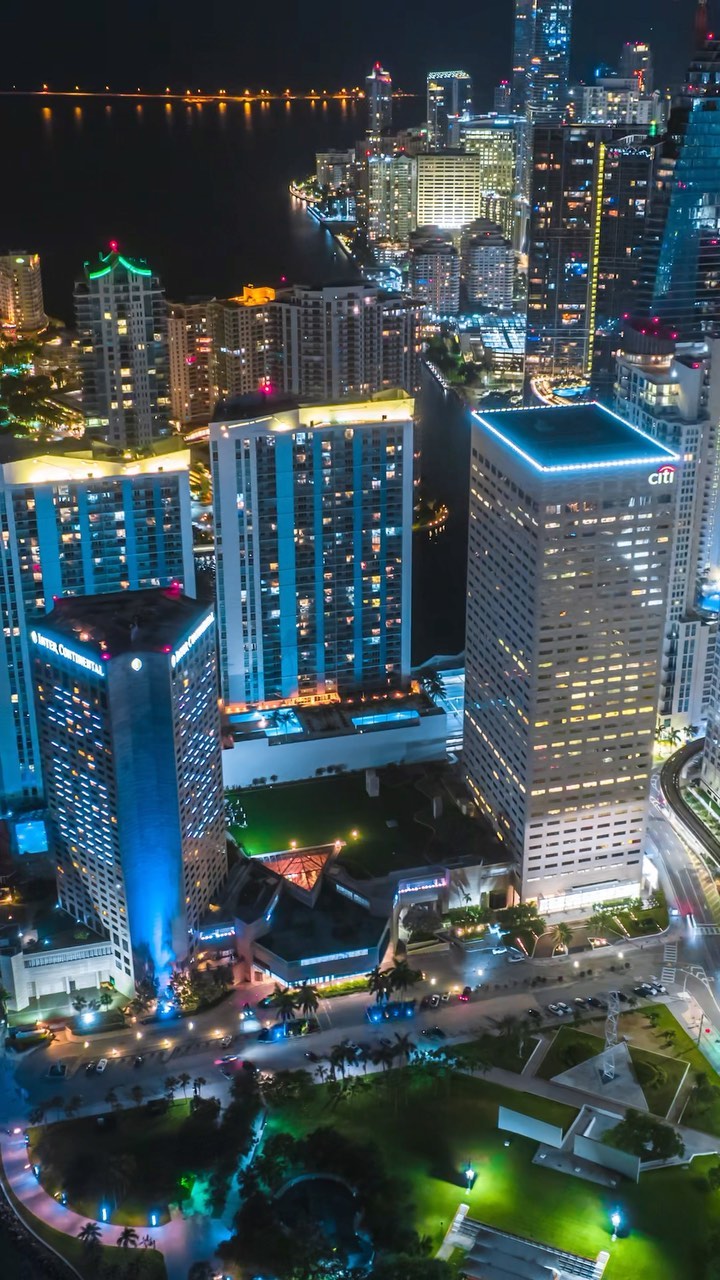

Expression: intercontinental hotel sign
xmin=30 ymin=630 xmax=105 ymax=679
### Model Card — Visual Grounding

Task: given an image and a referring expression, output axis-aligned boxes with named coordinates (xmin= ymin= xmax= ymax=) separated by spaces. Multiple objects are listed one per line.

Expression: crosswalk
xmin=691 ymin=924 xmax=720 ymax=936
xmin=661 ymin=940 xmax=678 ymax=985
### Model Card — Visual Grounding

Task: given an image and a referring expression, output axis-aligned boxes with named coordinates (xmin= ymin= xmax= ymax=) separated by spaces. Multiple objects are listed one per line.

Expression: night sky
xmin=0 ymin=0 xmax=701 ymax=100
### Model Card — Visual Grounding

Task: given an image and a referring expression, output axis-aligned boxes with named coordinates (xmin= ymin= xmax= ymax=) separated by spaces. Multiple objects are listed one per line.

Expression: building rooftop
xmin=35 ymin=588 xmax=210 ymax=660
xmin=0 ymin=436 xmax=189 ymax=480
xmin=473 ymin=402 xmax=678 ymax=473
xmin=213 ymin=391 xmax=415 ymax=430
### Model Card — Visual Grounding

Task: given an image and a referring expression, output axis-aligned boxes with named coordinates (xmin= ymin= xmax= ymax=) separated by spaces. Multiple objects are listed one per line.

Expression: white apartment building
xmin=415 ymin=153 xmax=483 ymax=230
xmin=0 ymin=252 xmax=47 ymax=333
xmin=464 ymin=403 xmax=677 ymax=913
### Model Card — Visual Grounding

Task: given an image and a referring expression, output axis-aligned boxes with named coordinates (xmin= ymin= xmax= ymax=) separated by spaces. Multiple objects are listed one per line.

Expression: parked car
xmin=439 ymin=991 xmax=451 ymax=1003
xmin=459 ymin=986 xmax=472 ymax=1002
xmin=133 ymin=1055 xmax=144 ymax=1068
xmin=547 ymin=1003 xmax=564 ymax=1016
xmin=492 ymin=946 xmax=508 ymax=956
xmin=429 ymin=994 xmax=440 ymax=1008
xmin=96 ymin=1058 xmax=108 ymax=1073
xmin=609 ymin=990 xmax=629 ymax=1004
xmin=574 ymin=997 xmax=588 ymax=1007
xmin=220 ymin=1035 xmax=233 ymax=1047
xmin=527 ymin=1008 xmax=542 ymax=1021
xmin=84 ymin=1060 xmax=97 ymax=1075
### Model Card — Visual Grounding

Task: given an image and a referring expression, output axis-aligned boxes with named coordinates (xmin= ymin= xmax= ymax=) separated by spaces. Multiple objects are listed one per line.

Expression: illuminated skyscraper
xmin=33 ymin=589 xmax=226 ymax=987
xmin=0 ymin=252 xmax=47 ymax=334
xmin=426 ymin=71 xmax=473 ymax=146
xmin=512 ymin=0 xmax=573 ymax=123
xmin=619 ymin=40 xmax=654 ymax=95
xmin=211 ymin=394 xmax=414 ymax=706
xmin=367 ymin=151 xmax=417 ymax=244
xmin=640 ymin=39 xmax=720 ymax=342
xmin=0 ymin=443 xmax=194 ymax=802
xmin=459 ymin=115 xmax=526 ymax=245
xmin=167 ymin=300 xmax=213 ymax=426
xmin=464 ymin=403 xmax=676 ymax=912
xmin=408 ymin=233 xmax=461 ymax=314
xmin=366 ymin=63 xmax=393 ymax=134
xmin=415 ymin=153 xmax=483 ymax=230
xmin=74 ymin=247 xmax=171 ymax=449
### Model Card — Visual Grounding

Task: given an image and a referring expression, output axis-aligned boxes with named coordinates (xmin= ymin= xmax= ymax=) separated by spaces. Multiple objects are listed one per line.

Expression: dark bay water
xmin=0 ymin=96 xmax=388 ymax=319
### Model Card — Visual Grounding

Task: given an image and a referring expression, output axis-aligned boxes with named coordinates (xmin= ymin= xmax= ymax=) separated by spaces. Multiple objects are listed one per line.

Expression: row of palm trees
xmin=28 ymin=1073 xmax=208 ymax=1126
xmin=309 ymin=1031 xmax=418 ymax=1082
xmin=77 ymin=1220 xmax=156 ymax=1251
xmin=264 ymin=958 xmax=424 ymax=1025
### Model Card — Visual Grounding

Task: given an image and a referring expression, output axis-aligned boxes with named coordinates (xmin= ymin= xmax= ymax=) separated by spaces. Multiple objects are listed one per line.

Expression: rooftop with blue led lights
xmin=473 ymin=402 xmax=678 ymax=473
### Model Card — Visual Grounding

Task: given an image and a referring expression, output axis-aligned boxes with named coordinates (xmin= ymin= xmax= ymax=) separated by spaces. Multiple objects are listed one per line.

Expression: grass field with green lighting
xmin=538 ymin=1025 xmax=688 ymax=1117
xmin=268 ymin=1069 xmax=720 ymax=1279
xmin=229 ymin=771 xmax=488 ymax=879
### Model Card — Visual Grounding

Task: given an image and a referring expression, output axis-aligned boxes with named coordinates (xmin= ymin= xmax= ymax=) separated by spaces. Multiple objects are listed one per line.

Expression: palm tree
xmin=71 ymin=995 xmax=87 ymax=1014
xmin=64 ymin=1095 xmax=82 ymax=1119
xmin=553 ymin=922 xmax=573 ymax=954
xmin=140 ymin=1233 xmax=156 ymax=1249
xmin=295 ymin=982 xmax=319 ymax=1019
xmin=193 ymin=1076 xmax=206 ymax=1097
xmin=130 ymin=1085 xmax=145 ymax=1108
xmin=0 ymin=984 xmax=11 ymax=1021
xmin=367 ymin=966 xmax=391 ymax=1005
xmin=117 ymin=1226 xmax=139 ymax=1249
xmin=389 ymin=959 xmax=423 ymax=999
xmin=328 ymin=1039 xmax=354 ymax=1080
xmin=77 ymin=1221 xmax=102 ymax=1247
xmin=28 ymin=1104 xmax=46 ymax=1126
xmin=177 ymin=1071 xmax=192 ymax=1099
xmin=392 ymin=1032 xmax=416 ymax=1065
xmin=46 ymin=1094 xmax=64 ymax=1121
xmin=268 ymin=983 xmax=297 ymax=1022
xmin=164 ymin=1075 xmax=180 ymax=1101
xmin=105 ymin=1088 xmax=120 ymax=1111
xmin=98 ymin=991 xmax=114 ymax=1011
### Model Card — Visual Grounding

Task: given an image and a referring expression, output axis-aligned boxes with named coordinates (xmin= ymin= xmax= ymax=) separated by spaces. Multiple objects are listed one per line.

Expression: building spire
xmin=696 ymin=0 xmax=709 ymax=50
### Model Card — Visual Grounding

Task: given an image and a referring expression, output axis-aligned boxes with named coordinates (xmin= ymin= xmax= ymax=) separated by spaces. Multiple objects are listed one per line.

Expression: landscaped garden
xmin=29 ymin=1072 xmax=260 ymax=1228
xmin=264 ymin=1067 xmax=720 ymax=1280
xmin=537 ymin=1024 xmax=688 ymax=1117
xmin=227 ymin=768 xmax=490 ymax=879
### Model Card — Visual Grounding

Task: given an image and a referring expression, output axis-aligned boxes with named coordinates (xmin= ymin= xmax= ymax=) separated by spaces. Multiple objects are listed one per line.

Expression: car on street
xmin=527 ymin=1008 xmax=542 ymax=1020
xmin=609 ymin=990 xmax=629 ymax=1003
xmin=459 ymin=986 xmax=472 ymax=1002
xmin=439 ymin=991 xmax=451 ymax=1003
xmin=421 ymin=1027 xmax=447 ymax=1039
xmin=492 ymin=946 xmax=507 ymax=955
xmin=96 ymin=1058 xmax=108 ymax=1073
xmin=574 ymin=997 xmax=588 ymax=1007
xmin=220 ymin=1035 xmax=233 ymax=1047
xmin=428 ymin=994 xmax=440 ymax=1007
xmin=634 ymin=984 xmax=658 ymax=996
xmin=133 ymin=1055 xmax=144 ymax=1068
xmin=85 ymin=1060 xmax=97 ymax=1075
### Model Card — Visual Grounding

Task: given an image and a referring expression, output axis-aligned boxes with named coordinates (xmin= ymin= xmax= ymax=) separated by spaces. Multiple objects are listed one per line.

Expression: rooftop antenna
xmin=696 ymin=0 xmax=709 ymax=49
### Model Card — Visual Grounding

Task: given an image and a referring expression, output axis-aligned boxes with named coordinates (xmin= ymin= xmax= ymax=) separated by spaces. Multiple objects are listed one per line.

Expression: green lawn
xmin=229 ymin=771 xmax=488 ymax=879
xmin=266 ymin=1069 xmax=720 ymax=1279
xmin=537 ymin=1025 xmax=688 ymax=1117
xmin=460 ymin=1028 xmax=539 ymax=1074
xmin=1 ymin=1180 xmax=166 ymax=1280
xmin=29 ymin=1099 xmax=207 ymax=1226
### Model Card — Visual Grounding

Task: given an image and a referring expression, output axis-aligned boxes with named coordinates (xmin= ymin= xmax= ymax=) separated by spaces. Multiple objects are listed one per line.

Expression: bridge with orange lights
xmin=0 ymin=86 xmax=417 ymax=105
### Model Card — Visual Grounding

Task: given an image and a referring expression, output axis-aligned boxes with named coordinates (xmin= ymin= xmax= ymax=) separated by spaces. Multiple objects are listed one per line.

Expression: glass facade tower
xmin=512 ymin=0 xmax=573 ymax=123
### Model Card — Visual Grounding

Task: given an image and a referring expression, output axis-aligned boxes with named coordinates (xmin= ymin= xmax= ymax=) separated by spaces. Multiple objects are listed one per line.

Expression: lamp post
xmin=611 ymin=1210 xmax=621 ymax=1241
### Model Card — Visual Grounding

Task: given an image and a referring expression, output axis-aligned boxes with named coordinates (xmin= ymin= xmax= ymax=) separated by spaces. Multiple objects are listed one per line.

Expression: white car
xmin=492 ymin=946 xmax=507 ymax=956
xmin=96 ymin=1058 xmax=108 ymax=1073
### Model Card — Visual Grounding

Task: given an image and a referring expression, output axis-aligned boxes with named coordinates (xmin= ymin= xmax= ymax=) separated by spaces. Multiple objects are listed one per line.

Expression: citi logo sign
xmin=649 ymin=465 xmax=675 ymax=486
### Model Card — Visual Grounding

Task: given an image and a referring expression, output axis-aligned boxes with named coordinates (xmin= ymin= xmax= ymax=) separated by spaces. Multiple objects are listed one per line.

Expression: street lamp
xmin=611 ymin=1210 xmax=621 ymax=1241
xmin=465 ymin=1161 xmax=475 ymax=1189
xmin=101 ymin=1204 xmax=109 ymax=1222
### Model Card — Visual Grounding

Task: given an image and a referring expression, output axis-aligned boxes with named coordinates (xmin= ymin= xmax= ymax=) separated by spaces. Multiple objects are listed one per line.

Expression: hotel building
xmin=32 ymin=590 xmax=226 ymax=985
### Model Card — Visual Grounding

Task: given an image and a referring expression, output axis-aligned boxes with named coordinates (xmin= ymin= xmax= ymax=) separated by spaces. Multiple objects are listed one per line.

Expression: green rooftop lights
xmin=86 ymin=250 xmax=153 ymax=280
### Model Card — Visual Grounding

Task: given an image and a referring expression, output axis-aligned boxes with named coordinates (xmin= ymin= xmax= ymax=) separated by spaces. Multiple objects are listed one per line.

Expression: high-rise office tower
xmin=211 ymin=394 xmax=414 ymax=706
xmin=494 ymin=81 xmax=512 ymax=113
xmin=464 ymin=403 xmax=676 ymax=912
xmin=74 ymin=247 xmax=171 ymax=449
xmin=0 ymin=443 xmax=194 ymax=803
xmin=619 ymin=40 xmax=654 ymax=95
xmin=615 ymin=320 xmax=720 ymax=729
xmin=526 ymin=124 xmax=654 ymax=391
xmin=366 ymin=63 xmax=393 ymax=134
xmin=459 ymin=115 xmax=525 ymax=245
xmin=640 ymin=39 xmax=720 ymax=342
xmin=33 ymin=589 xmax=226 ymax=985
xmin=167 ymin=300 xmax=213 ymax=426
xmin=512 ymin=0 xmax=573 ymax=122
xmin=367 ymin=151 xmax=417 ymax=244
xmin=415 ymin=153 xmax=483 ymax=230
xmin=408 ymin=233 xmax=461 ymax=315
xmin=0 ymin=252 xmax=48 ymax=334
xmin=426 ymin=71 xmax=473 ymax=146
xmin=271 ymin=283 xmax=420 ymax=398
xmin=461 ymin=222 xmax=514 ymax=310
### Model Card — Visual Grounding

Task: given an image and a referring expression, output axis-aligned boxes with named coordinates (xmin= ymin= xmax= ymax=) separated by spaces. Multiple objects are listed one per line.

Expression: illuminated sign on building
xmin=300 ymin=947 xmax=369 ymax=967
xmin=649 ymin=464 xmax=675 ymax=486
xmin=171 ymin=612 xmax=214 ymax=668
xmin=30 ymin=631 xmax=105 ymax=678
xmin=197 ymin=924 xmax=235 ymax=943
xmin=397 ymin=873 xmax=448 ymax=896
